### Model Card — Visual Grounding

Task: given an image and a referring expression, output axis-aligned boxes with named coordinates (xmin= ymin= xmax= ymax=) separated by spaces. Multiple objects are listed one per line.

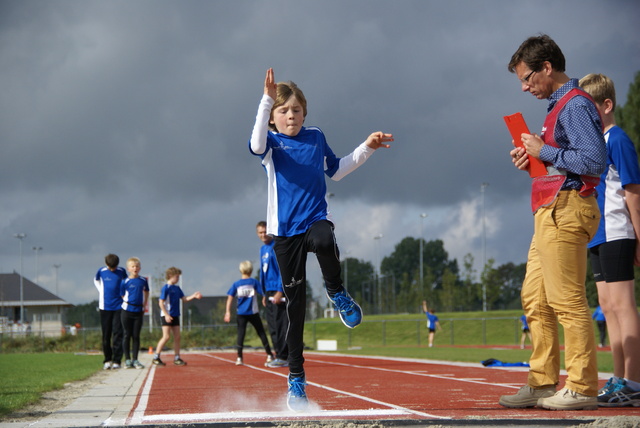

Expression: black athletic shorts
xmin=161 ymin=315 xmax=180 ymax=327
xmin=589 ymin=239 xmax=635 ymax=283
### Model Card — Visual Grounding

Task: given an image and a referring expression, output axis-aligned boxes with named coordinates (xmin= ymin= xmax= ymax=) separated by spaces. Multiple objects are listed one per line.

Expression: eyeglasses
xmin=520 ymin=70 xmax=536 ymax=84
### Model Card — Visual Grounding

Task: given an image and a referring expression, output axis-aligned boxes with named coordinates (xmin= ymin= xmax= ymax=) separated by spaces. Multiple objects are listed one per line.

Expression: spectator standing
xmin=498 ymin=34 xmax=606 ymax=411
xmin=94 ymin=254 xmax=127 ymax=370
xmin=257 ymin=220 xmax=289 ymax=368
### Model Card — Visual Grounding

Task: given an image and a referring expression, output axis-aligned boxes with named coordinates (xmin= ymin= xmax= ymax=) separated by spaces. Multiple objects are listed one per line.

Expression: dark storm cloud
xmin=1 ymin=0 xmax=638 ymax=303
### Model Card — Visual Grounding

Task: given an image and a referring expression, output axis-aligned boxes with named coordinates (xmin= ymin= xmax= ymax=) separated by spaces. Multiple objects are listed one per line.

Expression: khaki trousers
xmin=521 ymin=190 xmax=600 ymax=396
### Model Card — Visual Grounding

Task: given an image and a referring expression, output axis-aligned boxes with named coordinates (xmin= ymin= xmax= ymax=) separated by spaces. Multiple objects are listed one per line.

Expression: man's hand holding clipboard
xmin=503 ymin=113 xmax=547 ymax=178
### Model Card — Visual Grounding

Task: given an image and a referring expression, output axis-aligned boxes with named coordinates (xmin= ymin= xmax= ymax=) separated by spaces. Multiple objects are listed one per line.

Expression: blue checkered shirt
xmin=538 ymin=79 xmax=606 ymax=190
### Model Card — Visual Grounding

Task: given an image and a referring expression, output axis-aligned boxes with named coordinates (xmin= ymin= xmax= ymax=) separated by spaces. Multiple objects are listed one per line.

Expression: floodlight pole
xmin=14 ymin=233 xmax=27 ymax=323
xmin=33 ymin=246 xmax=43 ymax=284
xmin=419 ymin=213 xmax=427 ymax=299
xmin=481 ymin=183 xmax=489 ymax=312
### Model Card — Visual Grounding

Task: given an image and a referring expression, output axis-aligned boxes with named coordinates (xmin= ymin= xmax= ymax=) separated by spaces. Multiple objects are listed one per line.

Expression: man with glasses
xmin=498 ymin=34 xmax=606 ymax=411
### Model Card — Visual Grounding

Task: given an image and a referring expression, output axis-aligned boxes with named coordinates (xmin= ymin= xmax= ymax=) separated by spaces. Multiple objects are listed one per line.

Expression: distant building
xmin=0 ymin=272 xmax=73 ymax=336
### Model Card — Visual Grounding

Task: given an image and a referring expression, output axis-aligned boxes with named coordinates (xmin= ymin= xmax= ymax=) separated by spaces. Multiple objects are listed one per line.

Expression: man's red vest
xmin=530 ymin=88 xmax=602 ymax=213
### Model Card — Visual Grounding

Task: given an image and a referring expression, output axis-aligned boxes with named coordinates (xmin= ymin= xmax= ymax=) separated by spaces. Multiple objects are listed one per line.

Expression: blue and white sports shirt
xmin=120 ymin=276 xmax=149 ymax=313
xmin=589 ymin=126 xmax=640 ymax=248
xmin=227 ymin=278 xmax=261 ymax=316
xmin=249 ymin=94 xmax=375 ymax=237
xmin=94 ymin=266 xmax=127 ymax=311
xmin=159 ymin=284 xmax=185 ymax=318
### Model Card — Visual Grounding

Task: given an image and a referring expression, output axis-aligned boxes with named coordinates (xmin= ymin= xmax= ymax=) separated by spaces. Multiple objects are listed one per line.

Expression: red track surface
xmin=127 ymin=351 xmax=640 ymax=425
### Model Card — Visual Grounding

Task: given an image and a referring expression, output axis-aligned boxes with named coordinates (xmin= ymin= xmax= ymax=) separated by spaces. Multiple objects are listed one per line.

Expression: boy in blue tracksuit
xmin=120 ymin=257 xmax=149 ymax=369
xmin=257 ymin=220 xmax=288 ymax=368
xmin=94 ymin=253 xmax=127 ymax=370
xmin=152 ymin=267 xmax=201 ymax=367
xmin=249 ymin=68 xmax=393 ymax=410
xmin=224 ymin=260 xmax=274 ymax=366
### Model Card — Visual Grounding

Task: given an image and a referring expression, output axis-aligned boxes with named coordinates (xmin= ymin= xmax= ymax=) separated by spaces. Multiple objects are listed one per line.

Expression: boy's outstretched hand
xmin=264 ymin=68 xmax=277 ymax=100
xmin=365 ymin=132 xmax=394 ymax=150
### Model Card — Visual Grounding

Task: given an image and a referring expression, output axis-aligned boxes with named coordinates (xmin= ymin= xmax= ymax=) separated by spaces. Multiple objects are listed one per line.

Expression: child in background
xmin=120 ymin=257 xmax=149 ymax=369
xmin=249 ymin=68 xmax=392 ymax=411
xmin=224 ymin=260 xmax=274 ymax=366
xmin=591 ymin=306 xmax=607 ymax=348
xmin=520 ymin=314 xmax=532 ymax=349
xmin=422 ymin=300 xmax=441 ymax=348
xmin=152 ymin=267 xmax=202 ymax=366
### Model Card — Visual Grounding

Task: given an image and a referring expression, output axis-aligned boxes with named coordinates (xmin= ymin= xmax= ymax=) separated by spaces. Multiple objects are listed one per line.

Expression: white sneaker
xmin=103 ymin=361 xmax=112 ymax=370
xmin=111 ymin=363 xmax=121 ymax=369
xmin=235 ymin=358 xmax=243 ymax=366
xmin=537 ymin=387 xmax=597 ymax=410
xmin=265 ymin=355 xmax=274 ymax=366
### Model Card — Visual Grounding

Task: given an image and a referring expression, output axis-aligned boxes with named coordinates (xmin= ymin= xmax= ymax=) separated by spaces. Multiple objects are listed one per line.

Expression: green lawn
xmin=0 ymin=353 xmax=102 ymax=417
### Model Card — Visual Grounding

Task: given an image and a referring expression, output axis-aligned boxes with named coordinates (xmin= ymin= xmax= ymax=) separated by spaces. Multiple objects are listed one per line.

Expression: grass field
xmin=0 ymin=353 xmax=102 ymax=417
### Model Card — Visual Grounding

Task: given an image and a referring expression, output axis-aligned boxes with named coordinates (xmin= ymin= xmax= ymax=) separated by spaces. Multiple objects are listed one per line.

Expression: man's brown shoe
xmin=499 ymin=385 xmax=556 ymax=408
xmin=537 ymin=387 xmax=597 ymax=410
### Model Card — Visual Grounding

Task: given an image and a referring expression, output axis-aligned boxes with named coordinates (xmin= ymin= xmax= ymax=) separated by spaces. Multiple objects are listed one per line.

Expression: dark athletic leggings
xmin=236 ymin=313 xmax=272 ymax=359
xmin=274 ymin=220 xmax=344 ymax=376
xmin=121 ymin=309 xmax=143 ymax=361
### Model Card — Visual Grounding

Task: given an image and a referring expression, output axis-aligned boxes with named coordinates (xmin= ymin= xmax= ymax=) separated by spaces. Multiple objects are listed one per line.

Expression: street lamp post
xmin=481 ymin=183 xmax=489 ymax=312
xmin=419 ymin=213 xmax=428 ymax=299
xmin=53 ymin=264 xmax=61 ymax=296
xmin=33 ymin=246 xmax=43 ymax=284
xmin=14 ymin=233 xmax=27 ymax=323
xmin=373 ymin=234 xmax=383 ymax=314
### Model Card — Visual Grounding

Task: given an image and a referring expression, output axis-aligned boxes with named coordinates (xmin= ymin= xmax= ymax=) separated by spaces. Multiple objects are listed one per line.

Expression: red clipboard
xmin=503 ymin=112 xmax=547 ymax=178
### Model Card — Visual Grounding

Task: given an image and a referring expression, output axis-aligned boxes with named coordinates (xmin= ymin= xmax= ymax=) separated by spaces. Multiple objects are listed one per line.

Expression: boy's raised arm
xmin=264 ymin=68 xmax=277 ymax=100
xmin=249 ymin=69 xmax=276 ymax=155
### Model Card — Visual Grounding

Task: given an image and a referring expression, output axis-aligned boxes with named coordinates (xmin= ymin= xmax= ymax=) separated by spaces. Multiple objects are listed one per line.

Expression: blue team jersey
xmin=589 ymin=126 xmax=640 ymax=248
xmin=159 ymin=284 xmax=185 ymax=317
xmin=592 ymin=306 xmax=606 ymax=322
xmin=260 ymin=241 xmax=282 ymax=293
xmin=227 ymin=278 xmax=261 ymax=316
xmin=251 ymin=126 xmax=340 ymax=237
xmin=425 ymin=312 xmax=439 ymax=330
xmin=120 ymin=276 xmax=149 ymax=313
xmin=520 ymin=314 xmax=529 ymax=330
xmin=94 ymin=266 xmax=127 ymax=311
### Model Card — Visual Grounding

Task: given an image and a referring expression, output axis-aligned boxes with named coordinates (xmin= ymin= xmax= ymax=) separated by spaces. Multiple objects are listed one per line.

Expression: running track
xmin=127 ymin=351 xmax=640 ymax=425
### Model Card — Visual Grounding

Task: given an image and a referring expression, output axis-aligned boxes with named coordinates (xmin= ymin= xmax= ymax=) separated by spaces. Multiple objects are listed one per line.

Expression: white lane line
xmin=143 ymin=409 xmax=410 ymax=423
xmin=305 ymin=357 xmax=522 ymax=390
xmin=128 ymin=364 xmax=156 ymax=425
xmin=200 ymin=353 xmax=449 ymax=420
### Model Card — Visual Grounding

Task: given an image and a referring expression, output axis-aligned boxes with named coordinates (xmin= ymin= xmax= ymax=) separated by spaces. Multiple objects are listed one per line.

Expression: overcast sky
xmin=2 ymin=0 xmax=639 ymax=308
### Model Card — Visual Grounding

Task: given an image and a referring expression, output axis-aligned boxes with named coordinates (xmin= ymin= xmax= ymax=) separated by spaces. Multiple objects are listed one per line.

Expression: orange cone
xmin=148 ymin=346 xmax=153 ymax=354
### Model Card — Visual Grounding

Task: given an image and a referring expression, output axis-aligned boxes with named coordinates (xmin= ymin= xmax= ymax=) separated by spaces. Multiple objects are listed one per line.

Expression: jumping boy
xmin=120 ymin=257 xmax=149 ymax=369
xmin=224 ymin=260 xmax=274 ymax=366
xmin=152 ymin=267 xmax=202 ymax=366
xmin=248 ymin=68 xmax=393 ymax=411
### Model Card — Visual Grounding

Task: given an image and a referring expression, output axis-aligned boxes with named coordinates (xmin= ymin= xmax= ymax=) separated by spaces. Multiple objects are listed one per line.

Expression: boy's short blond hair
xmin=579 ymin=73 xmax=616 ymax=110
xmin=239 ymin=260 xmax=253 ymax=275
xmin=127 ymin=257 xmax=141 ymax=266
xmin=268 ymin=81 xmax=307 ymax=132
xmin=165 ymin=266 xmax=182 ymax=280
